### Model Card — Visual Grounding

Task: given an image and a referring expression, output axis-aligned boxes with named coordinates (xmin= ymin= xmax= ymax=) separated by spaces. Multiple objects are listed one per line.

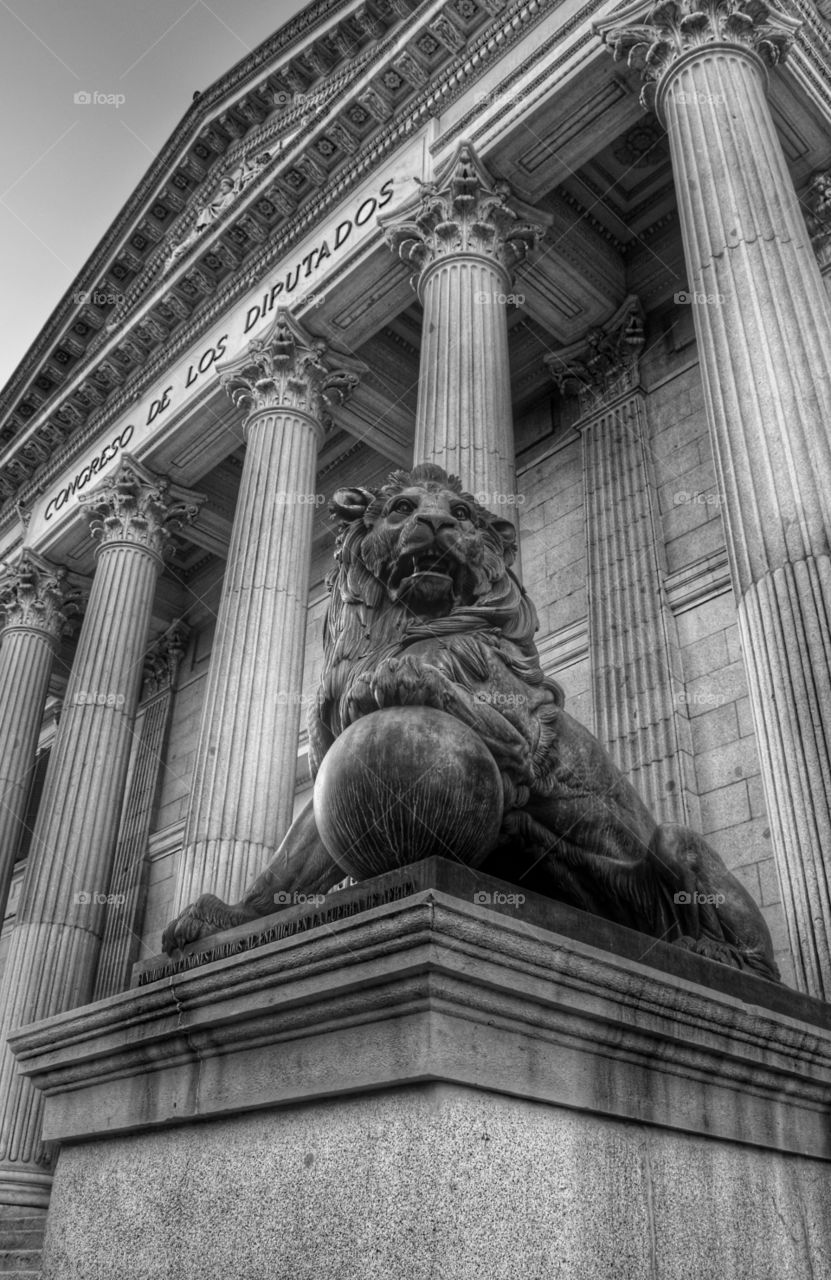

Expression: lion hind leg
xmin=651 ymin=824 xmax=780 ymax=981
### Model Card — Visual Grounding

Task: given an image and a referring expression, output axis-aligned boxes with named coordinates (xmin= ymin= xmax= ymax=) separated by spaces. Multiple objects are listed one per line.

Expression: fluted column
xmin=547 ymin=299 xmax=696 ymax=825
xmin=173 ymin=310 xmax=365 ymax=912
xmin=382 ymin=142 xmax=546 ymax=504
xmin=599 ymin=0 xmax=831 ymax=997
xmin=0 ymin=553 xmax=80 ymax=909
xmin=93 ymin=623 xmax=189 ymax=1000
xmin=0 ymin=457 xmax=202 ymax=1206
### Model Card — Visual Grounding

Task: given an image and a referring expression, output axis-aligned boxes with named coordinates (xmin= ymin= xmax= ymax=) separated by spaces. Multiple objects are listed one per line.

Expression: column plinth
xmin=382 ymin=142 xmax=547 ymax=506
xmin=0 ymin=457 xmax=202 ymax=1206
xmin=598 ymin=0 xmax=831 ymax=995
xmin=173 ymin=310 xmax=365 ymax=913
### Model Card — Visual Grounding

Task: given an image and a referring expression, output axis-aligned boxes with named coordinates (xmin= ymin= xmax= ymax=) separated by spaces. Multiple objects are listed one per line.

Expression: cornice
xmin=0 ymin=0 xmax=368 ymax=421
xmin=0 ymin=0 xmax=561 ymax=537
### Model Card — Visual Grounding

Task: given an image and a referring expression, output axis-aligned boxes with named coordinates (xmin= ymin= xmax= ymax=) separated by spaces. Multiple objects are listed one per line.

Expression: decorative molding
xmin=595 ymin=0 xmax=801 ymax=111
xmin=79 ymin=455 xmax=205 ymax=560
xmin=545 ymin=294 xmax=646 ymax=414
xmin=664 ymin=547 xmax=732 ymax=614
xmin=0 ymin=549 xmax=83 ymax=641
xmin=218 ymin=309 xmax=366 ymax=426
xmin=381 ymin=140 xmax=547 ymax=289
xmin=536 ymin=617 xmax=589 ymax=672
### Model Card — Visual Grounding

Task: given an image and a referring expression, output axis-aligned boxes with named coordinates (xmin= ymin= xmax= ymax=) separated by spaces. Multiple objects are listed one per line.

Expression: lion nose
xmin=415 ymin=511 xmax=455 ymax=533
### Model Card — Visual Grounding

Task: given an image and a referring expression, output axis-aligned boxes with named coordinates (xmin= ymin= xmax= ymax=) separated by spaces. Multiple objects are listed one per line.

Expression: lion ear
xmin=329 ymin=487 xmax=374 ymax=522
xmin=491 ymin=518 xmax=517 ymax=565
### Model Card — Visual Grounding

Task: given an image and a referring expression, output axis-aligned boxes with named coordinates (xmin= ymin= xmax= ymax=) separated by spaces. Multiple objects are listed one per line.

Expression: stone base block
xmin=9 ymin=860 xmax=831 ymax=1279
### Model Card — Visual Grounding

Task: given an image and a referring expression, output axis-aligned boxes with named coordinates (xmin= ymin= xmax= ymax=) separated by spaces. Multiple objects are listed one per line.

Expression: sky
xmin=0 ymin=0 xmax=309 ymax=390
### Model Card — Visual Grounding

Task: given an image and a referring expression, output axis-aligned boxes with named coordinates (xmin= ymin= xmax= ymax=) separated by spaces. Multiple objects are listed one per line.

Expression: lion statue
xmin=163 ymin=463 xmax=779 ymax=982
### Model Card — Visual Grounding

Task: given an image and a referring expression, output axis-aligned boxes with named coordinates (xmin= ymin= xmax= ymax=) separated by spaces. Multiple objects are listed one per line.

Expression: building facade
xmin=0 ymin=0 xmax=831 ymax=1212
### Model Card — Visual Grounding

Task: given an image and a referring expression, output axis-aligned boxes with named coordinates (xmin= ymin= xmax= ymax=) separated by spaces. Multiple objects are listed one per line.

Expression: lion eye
xmin=392 ymin=499 xmax=414 ymax=515
xmin=451 ymin=504 xmax=470 ymax=521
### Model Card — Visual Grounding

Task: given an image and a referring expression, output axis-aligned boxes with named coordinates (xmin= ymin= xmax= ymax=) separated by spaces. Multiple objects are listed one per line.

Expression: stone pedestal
xmin=173 ymin=310 xmax=364 ymax=913
xmin=11 ymin=861 xmax=831 ymax=1278
xmin=0 ymin=552 xmax=79 ymax=915
xmin=598 ymin=0 xmax=831 ymax=1002
xmin=382 ymin=143 xmax=547 ymax=507
xmin=0 ymin=458 xmax=202 ymax=1208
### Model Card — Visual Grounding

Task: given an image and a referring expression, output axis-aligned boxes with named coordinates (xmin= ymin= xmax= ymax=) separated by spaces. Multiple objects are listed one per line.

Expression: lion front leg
xmin=162 ymin=801 xmax=342 ymax=955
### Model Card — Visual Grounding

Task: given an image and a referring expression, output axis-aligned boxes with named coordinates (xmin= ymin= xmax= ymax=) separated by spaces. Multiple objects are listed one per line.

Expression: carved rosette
xmin=545 ymin=296 xmax=646 ymax=413
xmin=596 ymin=0 xmax=800 ymax=110
xmin=0 ymin=550 xmax=82 ymax=643
xmin=217 ymin=308 xmax=366 ymax=430
xmin=380 ymin=141 xmax=546 ymax=291
xmin=79 ymin=455 xmax=204 ymax=561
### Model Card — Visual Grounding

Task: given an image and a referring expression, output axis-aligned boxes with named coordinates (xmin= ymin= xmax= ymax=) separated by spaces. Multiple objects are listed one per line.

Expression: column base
xmin=0 ymin=1169 xmax=52 ymax=1211
xmin=10 ymin=862 xmax=831 ymax=1278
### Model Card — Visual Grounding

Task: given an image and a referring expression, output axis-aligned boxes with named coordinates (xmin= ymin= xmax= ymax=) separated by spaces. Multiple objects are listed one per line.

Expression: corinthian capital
xmin=0 ymin=549 xmax=83 ymax=642
xmin=79 ymin=456 xmax=205 ymax=561
xmin=380 ymin=141 xmax=548 ymax=290
xmin=217 ymin=309 xmax=366 ymax=427
xmin=595 ymin=0 xmax=800 ymax=109
xmin=545 ymin=296 xmax=646 ymax=414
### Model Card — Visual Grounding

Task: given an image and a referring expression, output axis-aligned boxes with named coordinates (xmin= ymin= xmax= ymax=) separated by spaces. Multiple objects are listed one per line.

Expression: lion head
xmin=305 ymin=464 xmax=555 ymax=773
xmin=332 ymin=462 xmax=519 ymax=619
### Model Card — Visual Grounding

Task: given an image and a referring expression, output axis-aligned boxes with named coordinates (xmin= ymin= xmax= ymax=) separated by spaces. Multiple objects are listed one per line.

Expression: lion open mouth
xmin=388 ymin=546 xmax=461 ymax=612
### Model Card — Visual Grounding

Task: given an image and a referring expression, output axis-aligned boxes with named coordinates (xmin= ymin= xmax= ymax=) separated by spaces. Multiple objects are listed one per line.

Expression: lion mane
xmin=307 ymin=463 xmax=562 ymax=778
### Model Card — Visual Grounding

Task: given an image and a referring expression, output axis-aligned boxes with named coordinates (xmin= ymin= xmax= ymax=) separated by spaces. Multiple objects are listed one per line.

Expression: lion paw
xmin=161 ymin=894 xmax=249 ymax=955
xmin=347 ymin=657 xmax=451 ymax=721
xmin=674 ymin=934 xmax=740 ymax=969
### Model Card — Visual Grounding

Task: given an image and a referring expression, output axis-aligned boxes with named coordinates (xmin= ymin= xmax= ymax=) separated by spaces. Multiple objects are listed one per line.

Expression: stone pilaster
xmin=0 ymin=553 xmax=80 ymax=913
xmin=172 ymin=310 xmax=365 ymax=913
xmin=381 ymin=142 xmax=546 ymax=505
xmin=598 ymin=0 xmax=831 ymax=997
xmin=0 ymin=457 xmax=202 ymax=1206
xmin=547 ymin=299 xmax=696 ymax=824
xmin=93 ymin=622 xmax=190 ymax=1000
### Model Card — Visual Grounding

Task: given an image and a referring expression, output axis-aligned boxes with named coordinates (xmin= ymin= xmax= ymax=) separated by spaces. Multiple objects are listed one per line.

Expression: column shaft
xmin=175 ymin=410 xmax=321 ymax=909
xmin=0 ymin=554 xmax=78 ymax=921
xmin=0 ymin=459 xmax=201 ymax=1205
xmin=172 ymin=308 xmax=363 ymax=914
xmin=661 ymin=48 xmax=831 ymax=996
xmin=0 ymin=631 xmax=54 ymax=867
xmin=416 ymin=255 xmax=516 ymax=504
